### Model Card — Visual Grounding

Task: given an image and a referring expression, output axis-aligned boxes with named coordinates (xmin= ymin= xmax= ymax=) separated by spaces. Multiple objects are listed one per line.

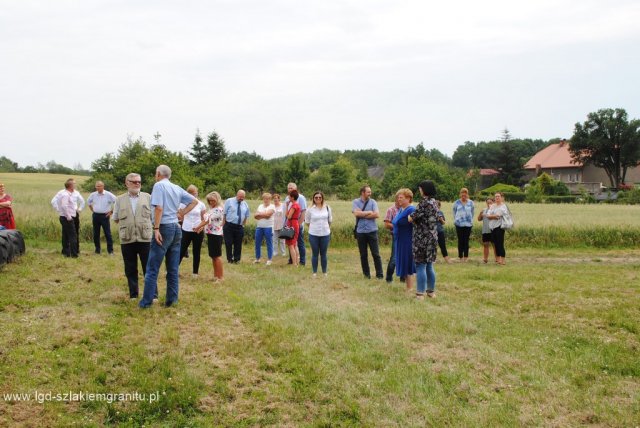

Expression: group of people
xmin=45 ymin=167 xmax=513 ymax=306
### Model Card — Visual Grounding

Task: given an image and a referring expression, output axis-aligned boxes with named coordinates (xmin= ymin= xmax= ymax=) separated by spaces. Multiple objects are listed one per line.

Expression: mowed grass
xmin=0 ymin=241 xmax=639 ymax=426
xmin=1 ymin=172 xmax=640 ymax=425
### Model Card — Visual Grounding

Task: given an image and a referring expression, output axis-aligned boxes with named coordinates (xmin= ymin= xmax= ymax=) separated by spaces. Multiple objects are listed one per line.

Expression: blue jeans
xmin=254 ymin=227 xmax=273 ymax=260
xmin=416 ymin=262 xmax=436 ymax=294
xmin=309 ymin=234 xmax=330 ymax=273
xmin=139 ymin=223 xmax=181 ymax=308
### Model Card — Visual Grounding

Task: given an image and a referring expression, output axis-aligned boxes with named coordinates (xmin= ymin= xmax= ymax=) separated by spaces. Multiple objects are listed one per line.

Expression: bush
xmin=503 ymin=192 xmax=527 ymax=202
xmin=616 ymin=188 xmax=640 ymax=205
xmin=481 ymin=183 xmax=521 ymax=196
xmin=547 ymin=195 xmax=578 ymax=203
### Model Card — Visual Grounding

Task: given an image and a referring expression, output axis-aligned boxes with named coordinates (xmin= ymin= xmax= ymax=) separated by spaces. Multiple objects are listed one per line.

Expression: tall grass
xmin=2 ymin=173 xmax=640 ymax=247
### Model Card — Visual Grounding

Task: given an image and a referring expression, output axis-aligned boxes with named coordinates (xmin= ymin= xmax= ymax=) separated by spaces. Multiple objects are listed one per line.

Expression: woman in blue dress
xmin=392 ymin=188 xmax=416 ymax=292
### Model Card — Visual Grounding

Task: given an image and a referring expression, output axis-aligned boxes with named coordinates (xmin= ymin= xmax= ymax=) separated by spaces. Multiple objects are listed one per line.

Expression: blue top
xmin=452 ymin=199 xmax=475 ymax=227
xmin=223 ymin=197 xmax=250 ymax=225
xmin=436 ymin=210 xmax=445 ymax=233
xmin=150 ymin=179 xmax=195 ymax=224
xmin=87 ymin=191 xmax=116 ymax=214
xmin=352 ymin=197 xmax=379 ymax=233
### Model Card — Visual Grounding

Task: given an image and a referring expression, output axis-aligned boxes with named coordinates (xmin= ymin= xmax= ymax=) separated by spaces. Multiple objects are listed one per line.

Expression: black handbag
xmin=279 ymin=226 xmax=295 ymax=240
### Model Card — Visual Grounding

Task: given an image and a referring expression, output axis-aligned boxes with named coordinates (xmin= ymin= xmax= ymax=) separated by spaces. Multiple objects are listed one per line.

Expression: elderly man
xmin=52 ymin=178 xmax=85 ymax=255
xmin=139 ymin=165 xmax=198 ymax=308
xmin=352 ymin=185 xmax=383 ymax=279
xmin=222 ymin=190 xmax=250 ymax=263
xmin=112 ymin=173 xmax=154 ymax=299
xmin=284 ymin=182 xmax=307 ymax=265
xmin=87 ymin=181 xmax=116 ymax=255
xmin=53 ymin=178 xmax=79 ymax=258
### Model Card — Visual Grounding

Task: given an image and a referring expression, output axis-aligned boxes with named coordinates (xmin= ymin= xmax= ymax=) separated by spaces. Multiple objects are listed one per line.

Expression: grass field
xmin=2 ymin=172 xmax=640 ymax=247
xmin=0 ymin=243 xmax=639 ymax=426
xmin=0 ymin=172 xmax=639 ymax=426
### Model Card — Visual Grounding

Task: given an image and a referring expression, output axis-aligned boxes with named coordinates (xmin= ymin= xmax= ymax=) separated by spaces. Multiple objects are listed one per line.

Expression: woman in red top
xmin=0 ymin=183 xmax=16 ymax=230
xmin=286 ymin=190 xmax=301 ymax=266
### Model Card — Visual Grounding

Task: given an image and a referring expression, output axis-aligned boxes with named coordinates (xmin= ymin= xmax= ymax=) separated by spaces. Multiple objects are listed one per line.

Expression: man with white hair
xmin=222 ymin=189 xmax=250 ymax=263
xmin=139 ymin=165 xmax=198 ymax=308
xmin=87 ymin=180 xmax=116 ymax=255
xmin=112 ymin=173 xmax=154 ymax=299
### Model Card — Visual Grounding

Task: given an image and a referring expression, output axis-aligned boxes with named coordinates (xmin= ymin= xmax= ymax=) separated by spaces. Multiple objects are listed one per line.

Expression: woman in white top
xmin=194 ymin=191 xmax=224 ymax=281
xmin=179 ymin=185 xmax=206 ymax=277
xmin=485 ymin=192 xmax=510 ymax=265
xmin=271 ymin=193 xmax=287 ymax=257
xmin=254 ymin=192 xmax=276 ymax=265
xmin=305 ymin=191 xmax=333 ymax=277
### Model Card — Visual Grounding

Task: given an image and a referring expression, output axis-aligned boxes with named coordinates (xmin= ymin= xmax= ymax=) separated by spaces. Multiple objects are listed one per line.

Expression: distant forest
xmin=1 ymin=129 xmax=556 ymax=201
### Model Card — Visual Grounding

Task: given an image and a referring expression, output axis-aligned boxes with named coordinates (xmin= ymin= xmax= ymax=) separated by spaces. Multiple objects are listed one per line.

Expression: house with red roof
xmin=523 ymin=140 xmax=640 ymax=193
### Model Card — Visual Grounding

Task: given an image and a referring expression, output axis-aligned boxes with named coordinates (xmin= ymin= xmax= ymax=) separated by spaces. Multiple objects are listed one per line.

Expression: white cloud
xmin=1 ymin=0 xmax=639 ymax=167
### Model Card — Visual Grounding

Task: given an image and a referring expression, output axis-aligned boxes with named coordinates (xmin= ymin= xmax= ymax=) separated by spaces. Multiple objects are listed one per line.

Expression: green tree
xmin=497 ymin=128 xmax=524 ymax=185
xmin=0 ymin=156 xmax=18 ymax=172
xmin=570 ymin=108 xmax=640 ymax=188
xmin=206 ymin=131 xmax=228 ymax=164
xmin=188 ymin=129 xmax=207 ymax=165
xmin=286 ymin=155 xmax=309 ymax=184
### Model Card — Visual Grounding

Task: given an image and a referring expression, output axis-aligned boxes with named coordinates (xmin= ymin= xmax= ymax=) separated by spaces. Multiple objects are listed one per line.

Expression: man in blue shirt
xmin=223 ymin=190 xmax=250 ymax=263
xmin=139 ymin=165 xmax=197 ymax=308
xmin=87 ymin=180 xmax=116 ymax=255
xmin=352 ymin=185 xmax=383 ymax=279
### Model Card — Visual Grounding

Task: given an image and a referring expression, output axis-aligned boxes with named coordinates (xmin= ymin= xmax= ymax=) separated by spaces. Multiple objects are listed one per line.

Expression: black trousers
xmin=437 ymin=230 xmax=449 ymax=258
xmin=180 ymin=231 xmax=204 ymax=273
xmin=92 ymin=212 xmax=113 ymax=254
xmin=121 ymin=241 xmax=152 ymax=298
xmin=385 ymin=234 xmax=396 ymax=282
xmin=59 ymin=216 xmax=78 ymax=257
xmin=73 ymin=215 xmax=80 ymax=254
xmin=491 ymin=228 xmax=506 ymax=258
xmin=455 ymin=226 xmax=472 ymax=258
xmin=356 ymin=231 xmax=383 ymax=278
xmin=223 ymin=223 xmax=244 ymax=263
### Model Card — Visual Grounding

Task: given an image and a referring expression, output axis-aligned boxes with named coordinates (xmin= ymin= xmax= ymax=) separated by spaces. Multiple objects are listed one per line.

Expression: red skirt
xmin=285 ymin=220 xmax=299 ymax=246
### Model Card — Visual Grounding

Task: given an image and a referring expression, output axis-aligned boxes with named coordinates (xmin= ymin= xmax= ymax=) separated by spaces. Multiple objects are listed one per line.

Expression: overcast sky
xmin=1 ymin=0 xmax=639 ymax=169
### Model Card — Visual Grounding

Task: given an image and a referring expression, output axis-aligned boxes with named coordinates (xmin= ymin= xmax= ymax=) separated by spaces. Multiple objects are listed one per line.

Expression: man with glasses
xmin=113 ymin=173 xmax=154 ymax=299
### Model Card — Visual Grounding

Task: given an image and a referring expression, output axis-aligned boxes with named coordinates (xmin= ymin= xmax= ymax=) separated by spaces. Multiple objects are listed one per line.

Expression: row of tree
xmin=0 ymin=157 xmax=90 ymax=175
xmin=4 ymin=108 xmax=638 ymax=200
xmin=83 ymin=129 xmax=546 ymax=201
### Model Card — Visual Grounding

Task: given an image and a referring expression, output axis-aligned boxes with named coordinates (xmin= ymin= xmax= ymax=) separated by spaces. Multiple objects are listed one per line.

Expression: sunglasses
xmin=314 ymin=196 xmax=323 ymax=199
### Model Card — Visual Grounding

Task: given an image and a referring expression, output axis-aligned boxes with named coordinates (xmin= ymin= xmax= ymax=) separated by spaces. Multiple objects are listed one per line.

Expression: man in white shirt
xmin=87 ymin=181 xmax=116 ymax=255
xmin=51 ymin=178 xmax=85 ymax=255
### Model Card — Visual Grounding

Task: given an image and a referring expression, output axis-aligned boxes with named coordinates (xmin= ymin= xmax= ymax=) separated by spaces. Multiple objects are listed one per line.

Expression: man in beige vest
xmin=112 ymin=173 xmax=156 ymax=299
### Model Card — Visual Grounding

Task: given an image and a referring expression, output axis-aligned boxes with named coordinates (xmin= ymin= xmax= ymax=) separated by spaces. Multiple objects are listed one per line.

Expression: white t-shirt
xmin=256 ymin=203 xmax=275 ymax=228
xmin=305 ymin=205 xmax=332 ymax=237
xmin=180 ymin=200 xmax=206 ymax=232
xmin=273 ymin=204 xmax=286 ymax=230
